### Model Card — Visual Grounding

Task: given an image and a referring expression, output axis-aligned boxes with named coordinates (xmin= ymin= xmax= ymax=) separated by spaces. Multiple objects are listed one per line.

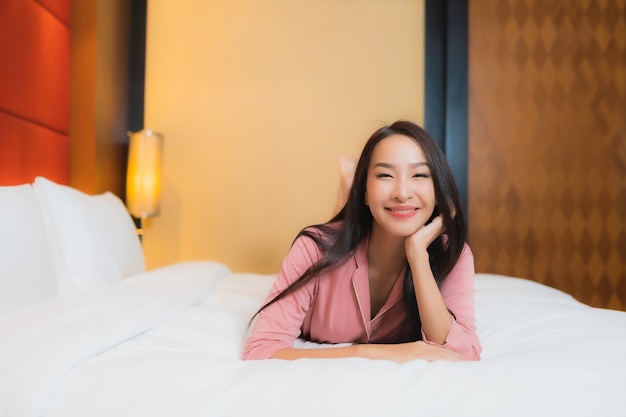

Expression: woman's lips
xmin=386 ymin=206 xmax=418 ymax=218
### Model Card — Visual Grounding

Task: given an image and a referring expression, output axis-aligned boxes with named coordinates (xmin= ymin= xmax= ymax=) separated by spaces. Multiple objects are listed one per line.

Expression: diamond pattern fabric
xmin=468 ymin=0 xmax=626 ymax=310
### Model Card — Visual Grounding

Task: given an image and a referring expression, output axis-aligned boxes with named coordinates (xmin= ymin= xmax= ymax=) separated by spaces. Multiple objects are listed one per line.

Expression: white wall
xmin=144 ymin=0 xmax=425 ymax=273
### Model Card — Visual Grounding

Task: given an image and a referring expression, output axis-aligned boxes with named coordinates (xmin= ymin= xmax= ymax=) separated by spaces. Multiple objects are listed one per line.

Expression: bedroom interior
xmin=1 ymin=0 xmax=622 ymax=310
xmin=0 ymin=1 xmax=624 ymax=416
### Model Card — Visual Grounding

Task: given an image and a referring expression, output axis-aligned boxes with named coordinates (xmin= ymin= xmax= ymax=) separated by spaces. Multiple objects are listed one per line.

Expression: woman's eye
xmin=413 ymin=173 xmax=430 ymax=178
xmin=375 ymin=173 xmax=392 ymax=178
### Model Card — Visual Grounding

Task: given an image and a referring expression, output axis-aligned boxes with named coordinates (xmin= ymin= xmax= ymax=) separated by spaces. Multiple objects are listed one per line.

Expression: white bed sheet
xmin=1 ymin=269 xmax=624 ymax=417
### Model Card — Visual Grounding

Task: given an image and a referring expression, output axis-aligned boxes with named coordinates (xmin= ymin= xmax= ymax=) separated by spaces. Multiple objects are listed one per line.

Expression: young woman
xmin=243 ymin=121 xmax=481 ymax=362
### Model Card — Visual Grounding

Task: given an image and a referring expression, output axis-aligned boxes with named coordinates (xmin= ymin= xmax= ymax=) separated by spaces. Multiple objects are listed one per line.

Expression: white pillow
xmin=0 ymin=184 xmax=58 ymax=313
xmin=88 ymin=191 xmax=146 ymax=278
xmin=33 ymin=177 xmax=145 ymax=296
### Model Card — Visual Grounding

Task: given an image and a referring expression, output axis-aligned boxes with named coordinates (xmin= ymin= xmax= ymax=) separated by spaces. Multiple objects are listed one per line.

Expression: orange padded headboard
xmin=0 ymin=0 xmax=71 ymax=186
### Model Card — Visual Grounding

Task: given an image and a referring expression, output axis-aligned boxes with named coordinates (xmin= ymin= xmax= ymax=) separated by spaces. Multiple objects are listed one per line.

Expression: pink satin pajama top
xmin=243 ymin=233 xmax=481 ymax=361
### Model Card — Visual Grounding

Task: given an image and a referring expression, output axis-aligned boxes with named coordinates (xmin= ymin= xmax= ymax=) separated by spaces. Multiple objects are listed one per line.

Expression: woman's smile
xmin=386 ymin=206 xmax=419 ymax=218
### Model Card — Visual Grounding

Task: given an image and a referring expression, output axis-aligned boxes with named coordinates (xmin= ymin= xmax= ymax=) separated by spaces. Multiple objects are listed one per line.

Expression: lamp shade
xmin=126 ymin=130 xmax=163 ymax=218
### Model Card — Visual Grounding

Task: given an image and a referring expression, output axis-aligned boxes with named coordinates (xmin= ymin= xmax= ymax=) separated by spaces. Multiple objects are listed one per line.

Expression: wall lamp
xmin=126 ymin=130 xmax=164 ymax=235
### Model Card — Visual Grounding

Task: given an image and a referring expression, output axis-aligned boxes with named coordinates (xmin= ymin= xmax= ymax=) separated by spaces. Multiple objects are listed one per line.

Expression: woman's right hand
xmin=362 ymin=340 xmax=466 ymax=363
xmin=272 ymin=341 xmax=466 ymax=363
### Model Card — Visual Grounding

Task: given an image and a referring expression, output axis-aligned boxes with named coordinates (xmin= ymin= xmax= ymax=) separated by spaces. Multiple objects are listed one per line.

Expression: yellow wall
xmin=143 ymin=0 xmax=425 ymax=274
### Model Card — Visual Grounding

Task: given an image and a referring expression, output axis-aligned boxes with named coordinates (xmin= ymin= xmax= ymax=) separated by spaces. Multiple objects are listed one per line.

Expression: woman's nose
xmin=392 ymin=177 xmax=410 ymax=202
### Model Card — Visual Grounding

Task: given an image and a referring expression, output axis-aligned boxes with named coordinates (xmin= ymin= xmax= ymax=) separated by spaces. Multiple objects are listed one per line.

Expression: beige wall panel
xmin=144 ymin=0 xmax=425 ymax=273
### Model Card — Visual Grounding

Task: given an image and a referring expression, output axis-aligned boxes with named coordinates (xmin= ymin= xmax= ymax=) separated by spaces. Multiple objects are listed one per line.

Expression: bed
xmin=1 ymin=178 xmax=625 ymax=417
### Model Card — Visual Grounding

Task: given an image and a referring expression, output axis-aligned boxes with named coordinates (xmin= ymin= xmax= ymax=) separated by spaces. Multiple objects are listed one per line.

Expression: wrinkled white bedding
xmin=1 ymin=266 xmax=625 ymax=417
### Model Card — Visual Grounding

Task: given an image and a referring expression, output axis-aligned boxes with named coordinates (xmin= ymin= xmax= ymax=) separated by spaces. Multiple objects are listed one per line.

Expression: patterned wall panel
xmin=468 ymin=0 xmax=626 ymax=310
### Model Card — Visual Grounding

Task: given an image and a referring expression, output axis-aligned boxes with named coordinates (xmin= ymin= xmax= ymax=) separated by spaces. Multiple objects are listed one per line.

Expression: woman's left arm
xmin=405 ymin=216 xmax=481 ymax=360
xmin=428 ymin=244 xmax=481 ymax=360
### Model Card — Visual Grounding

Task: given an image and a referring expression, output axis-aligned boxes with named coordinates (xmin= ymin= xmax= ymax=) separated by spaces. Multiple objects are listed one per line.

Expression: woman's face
xmin=365 ymin=134 xmax=436 ymax=238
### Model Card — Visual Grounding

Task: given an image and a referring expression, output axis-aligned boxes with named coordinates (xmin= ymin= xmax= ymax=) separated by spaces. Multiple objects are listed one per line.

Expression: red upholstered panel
xmin=0 ymin=112 xmax=69 ymax=185
xmin=0 ymin=0 xmax=71 ymax=133
xmin=36 ymin=0 xmax=71 ymax=26
xmin=0 ymin=0 xmax=71 ymax=185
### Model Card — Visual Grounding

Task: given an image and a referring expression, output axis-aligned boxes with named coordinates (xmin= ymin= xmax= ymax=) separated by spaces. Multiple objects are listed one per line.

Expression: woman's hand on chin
xmin=405 ymin=215 xmax=445 ymax=258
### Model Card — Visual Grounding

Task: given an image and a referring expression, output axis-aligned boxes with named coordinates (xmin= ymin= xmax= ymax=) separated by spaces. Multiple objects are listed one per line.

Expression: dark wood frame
xmin=127 ymin=0 xmax=147 ymax=133
xmin=425 ymin=0 xmax=469 ymax=215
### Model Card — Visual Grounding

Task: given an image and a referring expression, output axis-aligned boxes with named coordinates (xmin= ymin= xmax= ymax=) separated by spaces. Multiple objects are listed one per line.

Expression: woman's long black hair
xmin=252 ymin=121 xmax=467 ymax=339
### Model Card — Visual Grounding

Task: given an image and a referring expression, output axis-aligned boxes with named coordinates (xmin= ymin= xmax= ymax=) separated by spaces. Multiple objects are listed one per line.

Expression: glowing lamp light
xmin=126 ymin=130 xmax=163 ymax=219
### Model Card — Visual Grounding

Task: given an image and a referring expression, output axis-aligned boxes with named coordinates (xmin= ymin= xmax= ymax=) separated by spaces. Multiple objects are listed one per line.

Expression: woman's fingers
xmin=406 ymin=215 xmax=445 ymax=254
